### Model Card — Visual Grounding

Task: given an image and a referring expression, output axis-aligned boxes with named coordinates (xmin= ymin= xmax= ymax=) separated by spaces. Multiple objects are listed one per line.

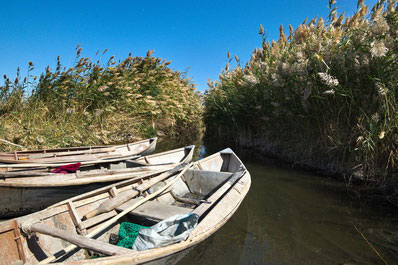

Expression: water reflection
xmin=177 ymin=146 xmax=398 ymax=265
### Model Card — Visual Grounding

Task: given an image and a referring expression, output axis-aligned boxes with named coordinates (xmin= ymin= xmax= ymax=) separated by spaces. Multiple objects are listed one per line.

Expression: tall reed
xmin=0 ymin=47 xmax=203 ymax=150
xmin=205 ymin=0 xmax=398 ymax=182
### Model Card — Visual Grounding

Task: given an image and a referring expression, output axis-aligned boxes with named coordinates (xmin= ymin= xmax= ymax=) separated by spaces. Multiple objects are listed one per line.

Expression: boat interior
xmin=6 ymin=149 xmax=245 ymax=264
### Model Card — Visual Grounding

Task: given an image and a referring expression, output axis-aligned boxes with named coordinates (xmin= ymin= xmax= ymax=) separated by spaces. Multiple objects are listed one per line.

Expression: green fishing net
xmin=117 ymin=222 xmax=149 ymax=249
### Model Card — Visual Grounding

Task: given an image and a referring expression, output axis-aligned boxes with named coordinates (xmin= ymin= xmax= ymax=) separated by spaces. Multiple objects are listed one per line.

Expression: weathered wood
xmin=0 ymin=171 xmax=57 ymax=177
xmin=131 ymin=145 xmax=195 ymax=167
xmin=183 ymin=169 xmax=233 ymax=196
xmin=0 ymin=137 xmax=157 ymax=165
xmin=0 ymin=138 xmax=24 ymax=148
xmin=0 ymin=169 xmax=166 ymax=187
xmin=24 ymin=223 xmax=133 ymax=256
xmin=170 ymin=191 xmax=204 ymax=206
xmin=67 ymin=201 xmax=82 ymax=228
xmin=0 ymin=155 xmax=139 ymax=168
xmin=116 ymin=199 xmax=192 ymax=221
xmin=189 ymin=172 xmax=250 ymax=239
xmin=193 ymin=170 xmax=246 ymax=217
xmin=39 ymin=163 xmax=192 ymax=264
xmin=74 ymin=165 xmax=172 ymax=179
xmin=12 ymin=220 xmax=26 ymax=263
xmin=83 ymin=163 xmax=189 ymax=220
xmin=78 ymin=210 xmax=117 ymax=230
xmin=0 ymin=148 xmax=252 ymax=265
xmin=109 ymin=186 xmax=118 ymax=197
xmin=27 ymin=147 xmax=116 ymax=159
xmin=0 ymin=145 xmax=193 ymax=194
xmin=0 ymin=168 xmax=167 ymax=218
xmin=0 ymin=145 xmax=194 ymax=188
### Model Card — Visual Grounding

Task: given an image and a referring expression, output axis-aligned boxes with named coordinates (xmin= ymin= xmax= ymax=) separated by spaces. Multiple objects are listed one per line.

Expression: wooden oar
xmin=0 ymin=138 xmax=24 ymax=148
xmin=83 ymin=163 xmax=188 ymax=220
xmin=0 ymin=171 xmax=58 ymax=177
xmin=26 ymin=147 xmax=117 ymax=159
xmin=0 ymin=155 xmax=140 ymax=168
xmin=24 ymin=223 xmax=132 ymax=256
xmin=36 ymin=162 xmax=192 ymax=264
xmin=0 ymin=164 xmax=173 ymax=179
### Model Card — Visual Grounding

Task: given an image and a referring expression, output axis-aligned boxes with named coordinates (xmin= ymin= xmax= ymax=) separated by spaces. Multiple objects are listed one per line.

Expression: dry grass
xmin=0 ymin=47 xmax=203 ymax=150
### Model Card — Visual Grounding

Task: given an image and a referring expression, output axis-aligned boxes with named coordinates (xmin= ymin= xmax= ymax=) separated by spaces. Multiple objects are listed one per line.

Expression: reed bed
xmin=0 ymin=47 xmax=203 ymax=150
xmin=205 ymin=0 xmax=398 ymax=184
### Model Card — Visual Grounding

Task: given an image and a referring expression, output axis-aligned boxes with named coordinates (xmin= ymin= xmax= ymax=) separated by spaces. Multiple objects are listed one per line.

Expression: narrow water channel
xmin=177 ymin=146 xmax=398 ymax=265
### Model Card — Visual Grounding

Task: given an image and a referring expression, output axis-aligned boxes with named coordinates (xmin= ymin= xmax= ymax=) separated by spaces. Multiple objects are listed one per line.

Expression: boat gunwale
xmin=0 ymin=138 xmax=156 ymax=156
xmin=0 ymin=138 xmax=157 ymax=164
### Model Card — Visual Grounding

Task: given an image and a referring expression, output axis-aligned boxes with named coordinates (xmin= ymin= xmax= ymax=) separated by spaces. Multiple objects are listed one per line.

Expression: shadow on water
xmin=176 ymin=141 xmax=398 ymax=265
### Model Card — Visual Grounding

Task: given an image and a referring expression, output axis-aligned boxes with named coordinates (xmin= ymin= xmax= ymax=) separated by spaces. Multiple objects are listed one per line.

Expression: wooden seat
xmin=116 ymin=199 xmax=192 ymax=221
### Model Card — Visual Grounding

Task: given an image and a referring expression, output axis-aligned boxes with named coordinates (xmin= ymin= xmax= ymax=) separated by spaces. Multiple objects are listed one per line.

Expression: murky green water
xmin=177 ymin=147 xmax=398 ymax=265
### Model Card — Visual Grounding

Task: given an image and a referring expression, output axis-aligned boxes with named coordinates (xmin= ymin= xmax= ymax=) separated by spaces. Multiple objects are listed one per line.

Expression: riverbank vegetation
xmin=204 ymin=1 xmax=398 ymax=189
xmin=0 ymin=47 xmax=203 ymax=150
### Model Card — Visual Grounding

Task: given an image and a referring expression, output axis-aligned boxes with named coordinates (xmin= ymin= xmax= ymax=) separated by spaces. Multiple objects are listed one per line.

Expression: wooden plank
xmin=193 ymin=170 xmax=246 ymax=217
xmin=67 ymin=201 xmax=82 ymax=227
xmin=27 ymin=147 xmax=117 ymax=159
xmin=12 ymin=220 xmax=25 ymax=263
xmin=82 ymin=163 xmax=188 ymax=219
xmin=0 ymin=227 xmax=23 ymax=264
xmin=78 ymin=210 xmax=117 ymax=230
xmin=170 ymin=191 xmax=206 ymax=206
xmin=0 ymin=155 xmax=140 ymax=168
xmin=109 ymin=187 xmax=118 ymax=198
xmin=0 ymin=171 xmax=56 ymax=178
xmin=196 ymin=162 xmax=204 ymax=170
xmin=184 ymin=169 xmax=232 ymax=195
xmin=0 ymin=138 xmax=155 ymax=164
xmin=25 ymin=223 xmax=133 ymax=256
xmin=190 ymin=173 xmax=249 ymax=239
xmin=0 ymin=168 xmax=166 ymax=187
xmin=116 ymin=200 xmax=191 ymax=221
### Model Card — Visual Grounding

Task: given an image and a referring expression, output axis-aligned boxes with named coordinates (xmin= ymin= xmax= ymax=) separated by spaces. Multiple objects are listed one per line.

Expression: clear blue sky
xmin=0 ymin=0 xmax=377 ymax=91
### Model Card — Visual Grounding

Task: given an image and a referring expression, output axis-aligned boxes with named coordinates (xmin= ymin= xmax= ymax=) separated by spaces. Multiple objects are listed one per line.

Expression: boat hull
xmin=0 ymin=146 xmax=195 ymax=218
xmin=57 ymin=171 xmax=251 ymax=265
xmin=0 ymin=184 xmax=106 ymax=218
xmin=0 ymin=148 xmax=251 ymax=265
xmin=0 ymin=138 xmax=157 ymax=164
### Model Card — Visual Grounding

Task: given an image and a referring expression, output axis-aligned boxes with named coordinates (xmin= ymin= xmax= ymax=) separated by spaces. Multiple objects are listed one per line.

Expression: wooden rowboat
xmin=0 ymin=145 xmax=195 ymax=218
xmin=0 ymin=148 xmax=251 ymax=265
xmin=0 ymin=138 xmax=157 ymax=164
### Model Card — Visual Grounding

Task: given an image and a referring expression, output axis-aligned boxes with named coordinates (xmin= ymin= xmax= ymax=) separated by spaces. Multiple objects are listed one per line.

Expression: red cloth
xmin=52 ymin=163 xmax=81 ymax=173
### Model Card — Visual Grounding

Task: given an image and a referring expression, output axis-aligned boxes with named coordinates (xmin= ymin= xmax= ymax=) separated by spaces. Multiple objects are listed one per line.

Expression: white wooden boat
xmin=0 ymin=138 xmax=157 ymax=164
xmin=0 ymin=148 xmax=251 ymax=265
xmin=0 ymin=146 xmax=195 ymax=218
